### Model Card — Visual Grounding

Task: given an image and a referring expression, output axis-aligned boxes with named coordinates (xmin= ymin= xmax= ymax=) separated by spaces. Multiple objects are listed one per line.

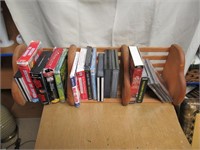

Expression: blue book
xmin=90 ymin=48 xmax=97 ymax=100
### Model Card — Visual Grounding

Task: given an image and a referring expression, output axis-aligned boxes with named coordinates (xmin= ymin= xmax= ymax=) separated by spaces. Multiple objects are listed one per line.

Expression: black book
xmin=97 ymin=53 xmax=104 ymax=101
xmin=104 ymin=50 xmax=112 ymax=98
xmin=14 ymin=70 xmax=31 ymax=102
xmin=136 ymin=67 xmax=149 ymax=103
xmin=30 ymin=51 xmax=52 ymax=105
xmin=110 ymin=50 xmax=120 ymax=98
xmin=84 ymin=46 xmax=93 ymax=99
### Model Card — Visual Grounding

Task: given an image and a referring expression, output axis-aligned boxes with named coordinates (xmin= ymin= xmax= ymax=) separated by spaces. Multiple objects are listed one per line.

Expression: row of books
xmin=14 ymin=41 xmax=68 ymax=105
xmin=70 ymin=47 xmax=120 ymax=107
xmin=14 ymin=40 xmax=172 ymax=106
xmin=129 ymin=46 xmax=172 ymax=103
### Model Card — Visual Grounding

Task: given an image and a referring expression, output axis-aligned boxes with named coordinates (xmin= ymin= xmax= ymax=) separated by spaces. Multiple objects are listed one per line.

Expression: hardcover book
xmin=84 ymin=46 xmax=93 ymax=99
xmin=129 ymin=46 xmax=144 ymax=97
xmin=90 ymin=47 xmax=97 ymax=100
xmin=97 ymin=53 xmax=104 ymax=101
xmin=70 ymin=52 xmax=80 ymax=107
xmin=110 ymin=50 xmax=120 ymax=98
xmin=16 ymin=40 xmax=42 ymax=102
xmin=54 ymin=48 xmax=68 ymax=102
xmin=76 ymin=48 xmax=88 ymax=100
xmin=43 ymin=47 xmax=63 ymax=103
xmin=104 ymin=50 xmax=112 ymax=98
xmin=30 ymin=51 xmax=52 ymax=104
xmin=14 ymin=70 xmax=31 ymax=102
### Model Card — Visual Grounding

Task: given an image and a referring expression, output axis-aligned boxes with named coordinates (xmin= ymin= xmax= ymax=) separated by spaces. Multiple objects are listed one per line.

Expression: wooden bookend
xmin=66 ymin=45 xmax=77 ymax=106
xmin=120 ymin=45 xmax=131 ymax=106
xmin=11 ymin=44 xmax=27 ymax=106
xmin=162 ymin=44 xmax=186 ymax=105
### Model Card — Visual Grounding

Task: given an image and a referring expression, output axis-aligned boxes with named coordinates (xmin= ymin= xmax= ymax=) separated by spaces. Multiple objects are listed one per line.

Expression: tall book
xmin=129 ymin=46 xmax=144 ymax=97
xmin=104 ymin=50 xmax=112 ymax=98
xmin=70 ymin=52 xmax=80 ymax=107
xmin=14 ymin=70 xmax=31 ymax=102
xmin=97 ymin=53 xmax=104 ymax=101
xmin=90 ymin=47 xmax=97 ymax=100
xmin=136 ymin=67 xmax=149 ymax=103
xmin=76 ymin=48 xmax=88 ymax=100
xmin=16 ymin=41 xmax=42 ymax=103
xmin=54 ymin=48 xmax=68 ymax=102
xmin=110 ymin=50 xmax=120 ymax=98
xmin=43 ymin=47 xmax=63 ymax=103
xmin=30 ymin=51 xmax=52 ymax=105
xmin=84 ymin=46 xmax=93 ymax=100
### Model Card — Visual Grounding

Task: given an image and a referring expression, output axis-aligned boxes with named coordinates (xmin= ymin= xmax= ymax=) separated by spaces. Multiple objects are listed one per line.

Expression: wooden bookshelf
xmin=11 ymin=44 xmax=190 ymax=149
xmin=11 ymin=44 xmax=186 ymax=106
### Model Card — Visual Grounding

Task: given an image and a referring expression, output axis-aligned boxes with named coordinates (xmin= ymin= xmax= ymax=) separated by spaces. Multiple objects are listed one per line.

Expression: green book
xmin=54 ymin=48 xmax=68 ymax=102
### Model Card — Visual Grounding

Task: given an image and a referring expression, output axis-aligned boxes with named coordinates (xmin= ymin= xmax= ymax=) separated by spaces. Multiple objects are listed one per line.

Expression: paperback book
xmin=129 ymin=46 xmax=144 ymax=97
xmin=84 ymin=46 xmax=93 ymax=99
xmin=30 ymin=51 xmax=52 ymax=104
xmin=70 ymin=52 xmax=80 ymax=107
xmin=54 ymin=48 xmax=68 ymax=102
xmin=14 ymin=70 xmax=31 ymax=102
xmin=16 ymin=40 xmax=42 ymax=103
xmin=110 ymin=50 xmax=120 ymax=98
xmin=104 ymin=50 xmax=112 ymax=98
xmin=97 ymin=53 xmax=104 ymax=101
xmin=76 ymin=48 xmax=88 ymax=100
xmin=90 ymin=47 xmax=97 ymax=100
xmin=43 ymin=47 xmax=63 ymax=103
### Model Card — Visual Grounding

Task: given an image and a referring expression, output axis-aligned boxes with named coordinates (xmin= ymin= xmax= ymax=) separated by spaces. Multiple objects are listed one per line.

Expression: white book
xmin=20 ymin=77 xmax=32 ymax=102
xmin=70 ymin=52 xmax=81 ymax=107
xmin=76 ymin=48 xmax=87 ymax=72
xmin=129 ymin=46 xmax=144 ymax=67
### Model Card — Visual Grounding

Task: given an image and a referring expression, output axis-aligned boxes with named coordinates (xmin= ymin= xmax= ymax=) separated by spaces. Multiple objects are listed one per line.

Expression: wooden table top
xmin=35 ymin=102 xmax=191 ymax=149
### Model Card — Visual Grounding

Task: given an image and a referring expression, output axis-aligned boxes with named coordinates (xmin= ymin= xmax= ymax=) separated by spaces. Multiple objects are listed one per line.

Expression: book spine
xmin=130 ymin=67 xmax=143 ymax=97
xmin=90 ymin=72 xmax=97 ymax=100
xmin=136 ymin=77 xmax=148 ymax=103
xmin=31 ymin=74 xmax=50 ymax=105
xmin=97 ymin=77 xmax=100 ymax=101
xmin=85 ymin=70 xmax=93 ymax=99
xmin=18 ymin=65 xmax=39 ymax=103
xmin=45 ymin=73 xmax=59 ymax=103
xmin=70 ymin=76 xmax=80 ymax=107
xmin=110 ymin=70 xmax=119 ymax=98
xmin=101 ymin=77 xmax=104 ymax=101
xmin=104 ymin=70 xmax=111 ymax=98
xmin=20 ymin=78 xmax=32 ymax=102
xmin=76 ymin=71 xmax=88 ymax=100
xmin=54 ymin=73 xmax=65 ymax=102
xmin=14 ymin=78 xmax=29 ymax=102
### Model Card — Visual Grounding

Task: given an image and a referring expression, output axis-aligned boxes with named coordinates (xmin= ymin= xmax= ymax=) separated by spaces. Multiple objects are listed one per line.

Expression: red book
xmin=16 ymin=41 xmax=42 ymax=102
xmin=129 ymin=46 xmax=144 ymax=97
xmin=76 ymin=48 xmax=88 ymax=100
xmin=43 ymin=47 xmax=63 ymax=103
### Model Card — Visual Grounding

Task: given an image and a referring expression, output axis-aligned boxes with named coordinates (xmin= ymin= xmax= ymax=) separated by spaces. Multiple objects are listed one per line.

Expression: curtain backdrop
xmin=5 ymin=0 xmax=200 ymax=74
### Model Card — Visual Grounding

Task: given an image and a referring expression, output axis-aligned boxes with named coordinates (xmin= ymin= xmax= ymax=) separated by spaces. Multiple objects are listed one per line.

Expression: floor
xmin=1 ymin=118 xmax=41 ymax=149
xmin=1 ymin=89 xmax=43 ymax=149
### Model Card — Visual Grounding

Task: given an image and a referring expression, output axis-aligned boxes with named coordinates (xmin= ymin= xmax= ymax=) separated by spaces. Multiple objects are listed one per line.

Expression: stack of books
xmin=144 ymin=59 xmax=172 ymax=102
xmin=15 ymin=41 xmax=68 ymax=105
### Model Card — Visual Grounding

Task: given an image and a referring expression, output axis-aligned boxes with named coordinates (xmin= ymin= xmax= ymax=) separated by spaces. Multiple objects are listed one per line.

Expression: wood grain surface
xmin=35 ymin=103 xmax=191 ymax=149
